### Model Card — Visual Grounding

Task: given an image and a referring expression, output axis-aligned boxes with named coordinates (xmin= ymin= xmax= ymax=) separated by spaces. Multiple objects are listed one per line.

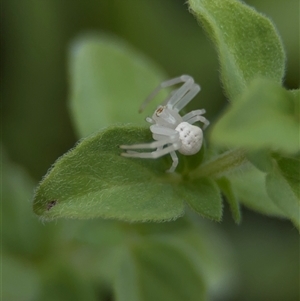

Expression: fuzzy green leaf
xmin=115 ymin=239 xmax=206 ymax=301
xmin=33 ymin=125 xmax=186 ymax=222
xmin=188 ymin=0 xmax=285 ymax=99
xmin=180 ymin=178 xmax=223 ymax=221
xmin=266 ymin=154 xmax=300 ymax=228
xmin=212 ymin=79 xmax=299 ymax=153
xmin=216 ymin=177 xmax=241 ymax=223
xmin=69 ymin=34 xmax=167 ymax=138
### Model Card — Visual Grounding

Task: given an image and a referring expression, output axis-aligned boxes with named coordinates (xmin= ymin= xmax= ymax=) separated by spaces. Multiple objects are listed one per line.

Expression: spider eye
xmin=155 ymin=106 xmax=164 ymax=116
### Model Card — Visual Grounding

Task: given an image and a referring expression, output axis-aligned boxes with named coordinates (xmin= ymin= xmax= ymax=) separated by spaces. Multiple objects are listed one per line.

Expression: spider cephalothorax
xmin=120 ymin=75 xmax=209 ymax=173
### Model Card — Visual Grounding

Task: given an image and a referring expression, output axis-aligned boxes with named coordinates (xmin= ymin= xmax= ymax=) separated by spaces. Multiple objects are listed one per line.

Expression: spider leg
xmin=166 ymin=151 xmax=179 ymax=173
xmin=182 ymin=110 xmax=210 ymax=129
xmin=120 ymin=125 xmax=181 ymax=172
xmin=150 ymin=124 xmax=179 ymax=136
xmin=182 ymin=109 xmax=206 ymax=121
xmin=139 ymin=75 xmax=195 ymax=113
xmin=120 ymin=125 xmax=179 ymax=150
xmin=120 ymin=137 xmax=175 ymax=150
xmin=171 ymin=83 xmax=201 ymax=112
xmin=121 ymin=143 xmax=181 ymax=159
xmin=125 ymin=145 xmax=163 ymax=155
xmin=185 ymin=115 xmax=210 ymax=129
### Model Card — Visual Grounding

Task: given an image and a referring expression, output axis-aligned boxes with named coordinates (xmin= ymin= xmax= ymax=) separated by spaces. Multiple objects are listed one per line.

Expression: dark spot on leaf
xmin=46 ymin=200 xmax=57 ymax=211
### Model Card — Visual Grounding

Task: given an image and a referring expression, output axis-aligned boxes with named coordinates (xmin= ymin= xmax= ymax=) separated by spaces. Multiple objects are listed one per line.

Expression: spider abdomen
xmin=175 ymin=122 xmax=203 ymax=156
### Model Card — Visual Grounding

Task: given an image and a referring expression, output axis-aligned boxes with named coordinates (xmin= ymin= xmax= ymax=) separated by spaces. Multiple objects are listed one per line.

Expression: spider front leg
xmin=169 ymin=81 xmax=201 ymax=113
xmin=182 ymin=109 xmax=210 ymax=129
xmin=120 ymin=125 xmax=179 ymax=151
xmin=139 ymin=75 xmax=200 ymax=113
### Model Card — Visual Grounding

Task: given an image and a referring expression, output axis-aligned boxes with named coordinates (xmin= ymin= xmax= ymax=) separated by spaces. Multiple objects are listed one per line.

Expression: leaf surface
xmin=180 ymin=178 xmax=223 ymax=221
xmin=188 ymin=0 xmax=285 ymax=99
xmin=33 ymin=125 xmax=186 ymax=222
xmin=212 ymin=79 xmax=299 ymax=153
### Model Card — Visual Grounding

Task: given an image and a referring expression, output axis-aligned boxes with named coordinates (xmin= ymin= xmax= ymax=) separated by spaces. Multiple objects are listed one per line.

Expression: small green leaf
xmin=212 ymin=79 xmax=299 ymax=153
xmin=115 ymin=239 xmax=206 ymax=301
xmin=180 ymin=177 xmax=223 ymax=221
xmin=266 ymin=154 xmax=300 ymax=228
xmin=216 ymin=177 xmax=241 ymax=223
xmin=33 ymin=125 xmax=185 ymax=222
xmin=69 ymin=34 xmax=167 ymax=138
xmin=188 ymin=0 xmax=285 ymax=99
xmin=229 ymin=166 xmax=285 ymax=217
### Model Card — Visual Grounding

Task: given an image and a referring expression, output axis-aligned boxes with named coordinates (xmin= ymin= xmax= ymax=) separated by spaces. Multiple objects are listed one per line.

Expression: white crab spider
xmin=120 ymin=75 xmax=209 ymax=173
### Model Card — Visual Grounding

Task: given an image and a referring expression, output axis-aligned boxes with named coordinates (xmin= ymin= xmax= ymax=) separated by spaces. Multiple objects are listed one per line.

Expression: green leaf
xmin=33 ymin=125 xmax=224 ymax=223
xmin=188 ymin=0 xmax=285 ymax=99
xmin=33 ymin=125 xmax=185 ymax=222
xmin=211 ymin=79 xmax=299 ymax=153
xmin=266 ymin=154 xmax=300 ymax=228
xmin=216 ymin=177 xmax=241 ymax=223
xmin=114 ymin=239 xmax=206 ymax=301
xmin=229 ymin=166 xmax=286 ymax=217
xmin=179 ymin=177 xmax=223 ymax=221
xmin=69 ymin=34 xmax=167 ymax=138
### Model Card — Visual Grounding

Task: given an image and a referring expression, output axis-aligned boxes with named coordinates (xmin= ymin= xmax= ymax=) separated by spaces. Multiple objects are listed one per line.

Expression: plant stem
xmin=190 ymin=148 xmax=249 ymax=179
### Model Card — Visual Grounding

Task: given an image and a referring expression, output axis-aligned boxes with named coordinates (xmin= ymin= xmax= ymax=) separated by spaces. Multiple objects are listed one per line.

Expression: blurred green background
xmin=2 ymin=0 xmax=299 ymax=300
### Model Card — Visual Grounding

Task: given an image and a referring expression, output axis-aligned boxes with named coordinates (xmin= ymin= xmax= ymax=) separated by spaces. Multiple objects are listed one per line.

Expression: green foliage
xmin=181 ymin=178 xmax=223 ymax=221
xmin=3 ymin=0 xmax=300 ymax=300
xmin=4 ymin=149 xmax=234 ymax=301
xmin=32 ymin=0 xmax=299 ymax=229
xmin=2 ymin=150 xmax=102 ymax=301
xmin=188 ymin=0 xmax=285 ymax=99
xmin=188 ymin=0 xmax=298 ymax=227
xmin=33 ymin=125 xmax=225 ymax=222
xmin=211 ymin=79 xmax=299 ymax=153
xmin=33 ymin=126 xmax=185 ymax=222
